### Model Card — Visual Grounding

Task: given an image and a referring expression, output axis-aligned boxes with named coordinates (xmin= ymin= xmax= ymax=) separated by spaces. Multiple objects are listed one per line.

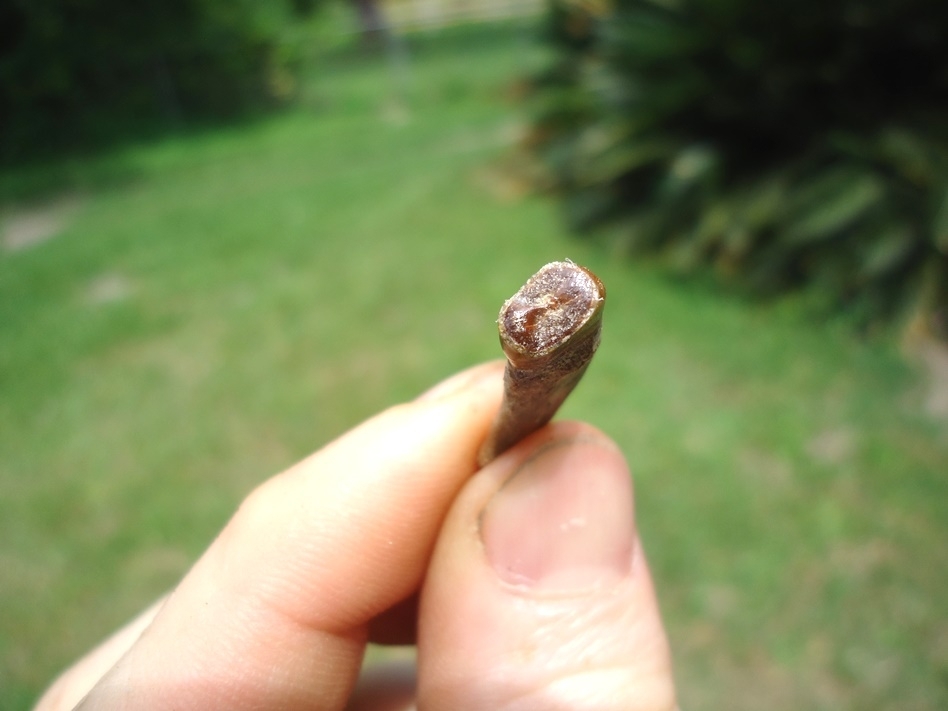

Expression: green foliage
xmin=0 ymin=0 xmax=317 ymax=162
xmin=530 ymin=0 xmax=948 ymax=334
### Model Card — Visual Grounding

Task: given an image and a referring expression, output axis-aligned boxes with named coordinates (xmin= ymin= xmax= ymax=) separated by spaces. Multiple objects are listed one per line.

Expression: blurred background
xmin=1 ymin=1 xmax=946 ymax=709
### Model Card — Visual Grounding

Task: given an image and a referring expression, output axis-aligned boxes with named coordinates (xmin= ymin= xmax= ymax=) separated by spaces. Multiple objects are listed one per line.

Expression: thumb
xmin=417 ymin=422 xmax=677 ymax=711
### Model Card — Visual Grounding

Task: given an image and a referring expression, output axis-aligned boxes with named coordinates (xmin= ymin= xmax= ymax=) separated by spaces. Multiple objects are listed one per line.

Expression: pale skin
xmin=36 ymin=361 xmax=678 ymax=711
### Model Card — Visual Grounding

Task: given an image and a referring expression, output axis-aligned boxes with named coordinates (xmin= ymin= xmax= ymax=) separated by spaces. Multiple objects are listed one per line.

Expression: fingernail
xmin=416 ymin=361 xmax=503 ymax=402
xmin=480 ymin=437 xmax=635 ymax=592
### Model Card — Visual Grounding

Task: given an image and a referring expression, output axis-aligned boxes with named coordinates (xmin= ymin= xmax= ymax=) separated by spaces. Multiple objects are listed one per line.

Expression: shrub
xmin=529 ymin=0 xmax=948 ymax=335
xmin=0 ymin=0 xmax=316 ymax=161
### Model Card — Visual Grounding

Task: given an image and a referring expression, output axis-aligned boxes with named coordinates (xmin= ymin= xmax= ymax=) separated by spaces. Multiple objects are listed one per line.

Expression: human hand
xmin=36 ymin=361 xmax=677 ymax=711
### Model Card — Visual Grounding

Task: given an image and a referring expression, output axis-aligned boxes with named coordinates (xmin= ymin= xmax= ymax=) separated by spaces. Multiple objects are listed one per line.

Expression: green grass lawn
xmin=2 ymin=21 xmax=947 ymax=711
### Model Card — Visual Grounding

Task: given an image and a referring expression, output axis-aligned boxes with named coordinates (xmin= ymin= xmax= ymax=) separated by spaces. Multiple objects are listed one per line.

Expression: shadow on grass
xmin=0 ymin=111 xmax=280 ymax=206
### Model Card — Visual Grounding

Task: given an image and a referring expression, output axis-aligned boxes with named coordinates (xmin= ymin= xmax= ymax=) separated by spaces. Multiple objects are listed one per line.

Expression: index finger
xmin=40 ymin=362 xmax=503 ymax=711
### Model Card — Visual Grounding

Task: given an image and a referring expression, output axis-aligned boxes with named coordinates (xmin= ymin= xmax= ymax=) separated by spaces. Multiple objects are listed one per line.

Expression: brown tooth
xmin=478 ymin=260 xmax=606 ymax=466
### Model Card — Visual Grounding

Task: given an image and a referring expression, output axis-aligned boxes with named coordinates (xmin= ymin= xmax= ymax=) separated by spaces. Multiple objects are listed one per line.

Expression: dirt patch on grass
xmin=85 ymin=272 xmax=134 ymax=305
xmin=902 ymin=313 xmax=948 ymax=419
xmin=916 ymin=339 xmax=948 ymax=417
xmin=2 ymin=194 xmax=83 ymax=252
